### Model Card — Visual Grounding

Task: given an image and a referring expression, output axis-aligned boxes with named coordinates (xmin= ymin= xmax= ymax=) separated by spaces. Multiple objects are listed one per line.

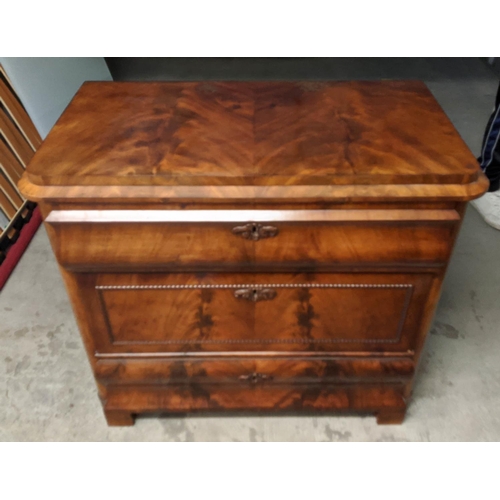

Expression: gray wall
xmin=0 ymin=57 xmax=112 ymax=138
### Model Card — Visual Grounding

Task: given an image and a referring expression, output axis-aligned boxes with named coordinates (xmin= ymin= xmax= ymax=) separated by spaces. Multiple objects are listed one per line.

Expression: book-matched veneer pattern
xmin=19 ymin=81 xmax=488 ymax=425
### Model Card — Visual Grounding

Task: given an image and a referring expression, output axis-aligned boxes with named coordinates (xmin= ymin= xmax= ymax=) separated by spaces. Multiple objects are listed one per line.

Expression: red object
xmin=0 ymin=206 xmax=42 ymax=290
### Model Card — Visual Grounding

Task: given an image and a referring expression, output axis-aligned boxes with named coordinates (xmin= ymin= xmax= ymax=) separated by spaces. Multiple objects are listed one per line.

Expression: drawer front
xmin=96 ymin=356 xmax=415 ymax=385
xmin=46 ymin=209 xmax=458 ymax=270
xmin=76 ymin=272 xmax=433 ymax=355
xmin=103 ymin=384 xmax=407 ymax=415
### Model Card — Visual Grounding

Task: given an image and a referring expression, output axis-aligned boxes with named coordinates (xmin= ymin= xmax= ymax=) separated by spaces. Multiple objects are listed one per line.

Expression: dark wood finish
xmin=71 ymin=272 xmax=431 ymax=354
xmin=102 ymin=384 xmax=407 ymax=416
xmin=19 ymin=81 xmax=488 ymax=426
xmin=95 ymin=357 xmax=415 ymax=384
xmin=19 ymin=177 xmax=489 ymax=204
xmin=45 ymin=213 xmax=457 ymax=270
xmin=25 ymin=81 xmax=479 ymax=187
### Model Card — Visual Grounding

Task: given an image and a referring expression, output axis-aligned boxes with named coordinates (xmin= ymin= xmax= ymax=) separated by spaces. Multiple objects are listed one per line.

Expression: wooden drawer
xmin=103 ymin=383 xmax=407 ymax=417
xmin=96 ymin=356 xmax=415 ymax=385
xmin=74 ymin=272 xmax=434 ymax=355
xmin=46 ymin=209 xmax=459 ymax=270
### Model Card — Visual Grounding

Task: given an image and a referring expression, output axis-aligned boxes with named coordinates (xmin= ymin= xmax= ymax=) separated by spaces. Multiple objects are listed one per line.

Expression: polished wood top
xmin=24 ymin=81 xmax=480 ymax=189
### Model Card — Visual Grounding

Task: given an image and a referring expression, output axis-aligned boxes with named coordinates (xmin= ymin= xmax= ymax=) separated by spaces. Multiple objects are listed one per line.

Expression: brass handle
xmin=234 ymin=288 xmax=277 ymax=302
xmin=232 ymin=223 xmax=279 ymax=241
xmin=239 ymin=372 xmax=273 ymax=384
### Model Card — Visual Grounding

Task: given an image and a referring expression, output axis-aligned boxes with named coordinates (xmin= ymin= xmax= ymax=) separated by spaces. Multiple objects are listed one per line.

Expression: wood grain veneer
xmin=19 ymin=81 xmax=488 ymax=425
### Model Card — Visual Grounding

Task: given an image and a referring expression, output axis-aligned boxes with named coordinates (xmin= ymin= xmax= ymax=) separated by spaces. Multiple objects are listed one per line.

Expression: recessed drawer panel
xmin=75 ymin=272 xmax=433 ymax=355
xmin=46 ymin=209 xmax=458 ymax=270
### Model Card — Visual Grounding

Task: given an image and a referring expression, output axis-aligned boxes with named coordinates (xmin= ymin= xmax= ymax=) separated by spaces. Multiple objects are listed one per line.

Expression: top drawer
xmin=45 ymin=209 xmax=459 ymax=270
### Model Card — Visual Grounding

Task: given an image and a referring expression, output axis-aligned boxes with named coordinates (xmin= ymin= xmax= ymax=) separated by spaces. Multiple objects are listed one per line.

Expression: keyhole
xmin=251 ymin=224 xmax=258 ymax=235
xmin=252 ymin=289 xmax=258 ymax=300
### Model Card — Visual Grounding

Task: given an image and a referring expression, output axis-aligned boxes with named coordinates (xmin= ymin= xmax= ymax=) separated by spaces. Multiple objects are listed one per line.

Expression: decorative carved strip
xmin=96 ymin=283 xmax=413 ymax=290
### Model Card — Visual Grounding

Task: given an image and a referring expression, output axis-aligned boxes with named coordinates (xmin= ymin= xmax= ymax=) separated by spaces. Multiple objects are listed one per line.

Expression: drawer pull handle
xmin=234 ymin=288 xmax=277 ymax=302
xmin=232 ymin=223 xmax=279 ymax=241
xmin=239 ymin=372 xmax=273 ymax=384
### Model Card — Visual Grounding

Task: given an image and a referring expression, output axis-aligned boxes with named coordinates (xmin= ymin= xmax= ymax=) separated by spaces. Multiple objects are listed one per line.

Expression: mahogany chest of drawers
xmin=20 ymin=81 xmax=488 ymax=425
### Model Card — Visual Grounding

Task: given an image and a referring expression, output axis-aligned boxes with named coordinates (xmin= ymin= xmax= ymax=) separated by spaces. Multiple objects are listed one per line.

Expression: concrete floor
xmin=1 ymin=58 xmax=500 ymax=441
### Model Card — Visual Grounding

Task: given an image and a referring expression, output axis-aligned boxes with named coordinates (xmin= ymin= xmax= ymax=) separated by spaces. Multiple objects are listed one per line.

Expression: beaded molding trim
xmin=96 ymin=282 xmax=414 ymax=345
xmin=96 ymin=283 xmax=413 ymax=290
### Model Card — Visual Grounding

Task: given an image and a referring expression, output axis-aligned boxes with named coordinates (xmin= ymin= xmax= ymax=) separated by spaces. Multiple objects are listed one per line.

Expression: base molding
xmin=102 ymin=383 xmax=407 ymax=426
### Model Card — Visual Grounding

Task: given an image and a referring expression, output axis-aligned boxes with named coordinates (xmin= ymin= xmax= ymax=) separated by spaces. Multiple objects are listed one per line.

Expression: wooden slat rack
xmin=0 ymin=64 xmax=41 ymax=286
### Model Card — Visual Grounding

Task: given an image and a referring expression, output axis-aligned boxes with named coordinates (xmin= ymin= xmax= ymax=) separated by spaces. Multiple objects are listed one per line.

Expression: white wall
xmin=0 ymin=57 xmax=112 ymax=138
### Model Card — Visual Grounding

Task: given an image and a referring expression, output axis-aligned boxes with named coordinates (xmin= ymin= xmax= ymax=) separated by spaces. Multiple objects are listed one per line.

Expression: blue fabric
xmin=478 ymin=82 xmax=500 ymax=191
xmin=481 ymin=105 xmax=500 ymax=171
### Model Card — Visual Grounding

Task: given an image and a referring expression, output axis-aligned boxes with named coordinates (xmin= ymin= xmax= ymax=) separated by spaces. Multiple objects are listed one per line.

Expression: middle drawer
xmin=82 ymin=271 xmax=434 ymax=355
xmin=46 ymin=208 xmax=458 ymax=270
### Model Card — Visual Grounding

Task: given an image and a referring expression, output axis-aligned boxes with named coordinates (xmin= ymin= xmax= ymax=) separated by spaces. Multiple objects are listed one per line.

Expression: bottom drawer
xmin=102 ymin=383 xmax=408 ymax=416
xmin=80 ymin=272 xmax=433 ymax=355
